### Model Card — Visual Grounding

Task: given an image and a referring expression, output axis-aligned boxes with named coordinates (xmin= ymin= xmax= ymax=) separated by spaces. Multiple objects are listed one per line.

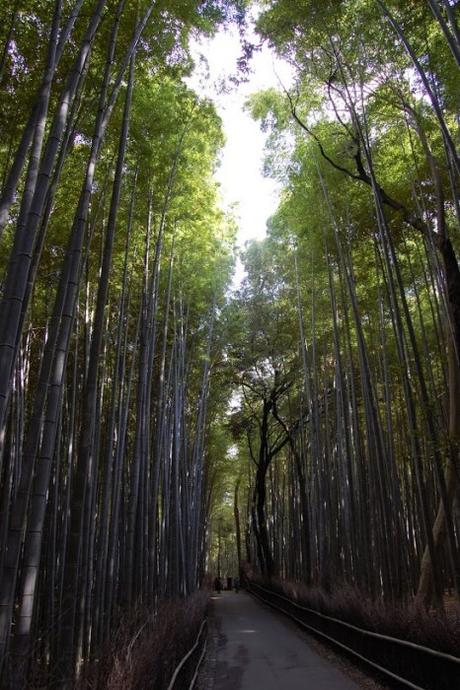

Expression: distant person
xmin=234 ymin=577 xmax=240 ymax=593
xmin=227 ymin=576 xmax=232 ymax=591
xmin=214 ymin=577 xmax=222 ymax=593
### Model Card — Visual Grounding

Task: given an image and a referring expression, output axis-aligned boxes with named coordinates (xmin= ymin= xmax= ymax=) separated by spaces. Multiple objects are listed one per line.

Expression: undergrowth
xmin=78 ymin=591 xmax=208 ymax=689
xmin=254 ymin=575 xmax=460 ymax=657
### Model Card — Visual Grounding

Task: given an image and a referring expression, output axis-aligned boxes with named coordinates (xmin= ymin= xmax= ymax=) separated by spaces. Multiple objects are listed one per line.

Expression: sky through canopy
xmin=186 ymin=10 xmax=292 ymax=282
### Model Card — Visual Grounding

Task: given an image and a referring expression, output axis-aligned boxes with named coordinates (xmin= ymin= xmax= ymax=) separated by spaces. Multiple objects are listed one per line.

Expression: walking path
xmin=211 ymin=590 xmax=360 ymax=690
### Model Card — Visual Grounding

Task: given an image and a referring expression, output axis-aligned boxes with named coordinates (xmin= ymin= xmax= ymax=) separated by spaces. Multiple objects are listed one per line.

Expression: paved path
xmin=211 ymin=590 xmax=360 ymax=690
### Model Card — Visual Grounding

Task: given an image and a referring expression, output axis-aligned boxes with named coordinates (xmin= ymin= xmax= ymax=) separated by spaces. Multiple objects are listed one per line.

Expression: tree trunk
xmin=416 ymin=335 xmax=460 ymax=605
xmin=234 ymin=478 xmax=242 ymax=570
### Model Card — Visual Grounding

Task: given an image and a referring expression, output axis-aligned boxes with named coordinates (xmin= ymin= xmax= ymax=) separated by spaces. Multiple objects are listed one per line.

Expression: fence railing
xmin=248 ymin=581 xmax=460 ymax=690
xmin=167 ymin=617 xmax=208 ymax=690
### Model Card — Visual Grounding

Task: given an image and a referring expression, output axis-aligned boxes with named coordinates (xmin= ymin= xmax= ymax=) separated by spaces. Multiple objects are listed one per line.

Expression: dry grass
xmin=78 ymin=591 xmax=208 ymax=690
xmin=258 ymin=576 xmax=460 ymax=657
xmin=248 ymin=576 xmax=460 ymax=689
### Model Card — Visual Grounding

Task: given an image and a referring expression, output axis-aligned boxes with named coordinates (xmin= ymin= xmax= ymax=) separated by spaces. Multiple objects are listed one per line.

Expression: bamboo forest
xmin=0 ymin=1 xmax=460 ymax=689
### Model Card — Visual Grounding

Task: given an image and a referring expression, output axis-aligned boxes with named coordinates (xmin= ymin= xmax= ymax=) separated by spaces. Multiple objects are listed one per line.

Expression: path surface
xmin=211 ymin=590 xmax=360 ymax=690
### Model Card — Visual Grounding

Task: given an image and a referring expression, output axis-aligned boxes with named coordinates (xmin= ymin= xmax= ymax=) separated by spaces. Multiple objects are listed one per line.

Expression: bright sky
xmin=186 ymin=12 xmax=292 ymax=271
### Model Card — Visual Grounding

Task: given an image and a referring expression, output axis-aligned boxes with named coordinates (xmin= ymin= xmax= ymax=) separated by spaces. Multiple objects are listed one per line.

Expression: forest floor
xmin=198 ymin=591 xmax=390 ymax=690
